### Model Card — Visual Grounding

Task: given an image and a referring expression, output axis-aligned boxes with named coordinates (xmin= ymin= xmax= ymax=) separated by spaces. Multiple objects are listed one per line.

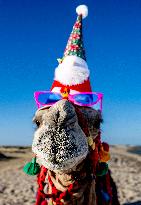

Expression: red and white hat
xmin=51 ymin=5 xmax=92 ymax=95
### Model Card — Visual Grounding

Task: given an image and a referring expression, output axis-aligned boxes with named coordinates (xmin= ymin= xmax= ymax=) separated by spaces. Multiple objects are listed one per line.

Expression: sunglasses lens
xmin=73 ymin=93 xmax=98 ymax=105
xmin=92 ymin=100 xmax=102 ymax=111
xmin=37 ymin=92 xmax=62 ymax=105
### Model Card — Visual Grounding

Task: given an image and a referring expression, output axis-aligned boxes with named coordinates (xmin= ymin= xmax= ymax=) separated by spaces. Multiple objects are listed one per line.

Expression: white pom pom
xmin=76 ymin=5 xmax=88 ymax=19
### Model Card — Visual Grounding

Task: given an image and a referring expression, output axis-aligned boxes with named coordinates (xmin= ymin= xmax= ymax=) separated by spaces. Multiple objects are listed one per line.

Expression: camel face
xmin=32 ymin=99 xmax=102 ymax=173
xmin=32 ymin=99 xmax=88 ymax=172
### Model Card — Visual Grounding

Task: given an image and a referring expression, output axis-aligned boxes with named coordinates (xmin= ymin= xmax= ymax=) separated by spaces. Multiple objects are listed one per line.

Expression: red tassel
xmin=36 ymin=166 xmax=48 ymax=205
xmin=90 ymin=147 xmax=99 ymax=173
xmin=102 ymin=142 xmax=109 ymax=152
xmin=41 ymin=201 xmax=47 ymax=205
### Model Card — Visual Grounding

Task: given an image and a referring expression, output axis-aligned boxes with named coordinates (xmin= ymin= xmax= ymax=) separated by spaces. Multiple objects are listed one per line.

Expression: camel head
xmin=32 ymin=99 xmax=102 ymax=173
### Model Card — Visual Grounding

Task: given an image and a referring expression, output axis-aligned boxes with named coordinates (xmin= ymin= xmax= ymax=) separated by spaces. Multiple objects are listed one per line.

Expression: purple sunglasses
xmin=34 ymin=91 xmax=103 ymax=111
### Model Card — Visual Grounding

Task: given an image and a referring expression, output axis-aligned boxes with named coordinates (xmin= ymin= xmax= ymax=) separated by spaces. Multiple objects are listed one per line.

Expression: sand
xmin=110 ymin=146 xmax=141 ymax=204
xmin=0 ymin=146 xmax=141 ymax=205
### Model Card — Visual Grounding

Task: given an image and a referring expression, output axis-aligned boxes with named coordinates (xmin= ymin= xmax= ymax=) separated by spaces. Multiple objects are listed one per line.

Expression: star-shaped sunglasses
xmin=34 ymin=91 xmax=103 ymax=111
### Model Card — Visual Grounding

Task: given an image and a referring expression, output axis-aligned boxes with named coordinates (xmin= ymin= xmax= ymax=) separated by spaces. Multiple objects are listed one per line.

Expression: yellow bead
xmin=92 ymin=142 xmax=95 ymax=150
xmin=87 ymin=137 xmax=93 ymax=146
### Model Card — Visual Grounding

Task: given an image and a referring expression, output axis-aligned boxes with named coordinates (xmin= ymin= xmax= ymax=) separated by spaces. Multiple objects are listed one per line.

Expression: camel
xmin=30 ymin=99 xmax=120 ymax=205
xmin=23 ymin=4 xmax=120 ymax=205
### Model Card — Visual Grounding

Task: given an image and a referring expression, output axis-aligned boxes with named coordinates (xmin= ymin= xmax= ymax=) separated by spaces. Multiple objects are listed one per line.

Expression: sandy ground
xmin=0 ymin=146 xmax=141 ymax=205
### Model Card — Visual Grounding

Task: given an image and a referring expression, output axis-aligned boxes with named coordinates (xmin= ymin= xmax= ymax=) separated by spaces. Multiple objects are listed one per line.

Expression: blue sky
xmin=0 ymin=0 xmax=141 ymax=145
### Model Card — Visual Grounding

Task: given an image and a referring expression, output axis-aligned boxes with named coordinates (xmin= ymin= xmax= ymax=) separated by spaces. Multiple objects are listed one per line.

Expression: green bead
xmin=96 ymin=162 xmax=108 ymax=176
xmin=23 ymin=157 xmax=40 ymax=176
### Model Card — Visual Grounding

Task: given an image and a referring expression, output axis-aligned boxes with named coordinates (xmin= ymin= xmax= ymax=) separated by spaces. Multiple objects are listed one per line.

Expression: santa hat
xmin=51 ymin=5 xmax=92 ymax=94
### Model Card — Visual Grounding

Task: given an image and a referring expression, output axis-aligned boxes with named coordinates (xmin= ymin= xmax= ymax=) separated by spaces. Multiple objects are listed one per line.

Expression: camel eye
xmin=35 ymin=120 xmax=40 ymax=127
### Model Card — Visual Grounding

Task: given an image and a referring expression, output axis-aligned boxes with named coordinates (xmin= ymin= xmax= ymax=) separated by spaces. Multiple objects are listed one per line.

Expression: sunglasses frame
xmin=34 ymin=91 xmax=103 ymax=111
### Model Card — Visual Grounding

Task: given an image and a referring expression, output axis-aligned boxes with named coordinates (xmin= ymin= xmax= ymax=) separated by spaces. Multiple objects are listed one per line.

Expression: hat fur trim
xmin=54 ymin=56 xmax=90 ymax=86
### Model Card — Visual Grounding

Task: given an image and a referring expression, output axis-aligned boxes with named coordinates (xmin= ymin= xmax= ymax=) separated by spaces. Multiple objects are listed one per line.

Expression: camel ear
xmin=97 ymin=110 xmax=103 ymax=124
xmin=93 ymin=110 xmax=103 ymax=129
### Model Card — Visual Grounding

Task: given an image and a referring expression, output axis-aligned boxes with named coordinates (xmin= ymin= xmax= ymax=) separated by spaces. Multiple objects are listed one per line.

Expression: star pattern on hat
xmin=64 ymin=15 xmax=86 ymax=60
